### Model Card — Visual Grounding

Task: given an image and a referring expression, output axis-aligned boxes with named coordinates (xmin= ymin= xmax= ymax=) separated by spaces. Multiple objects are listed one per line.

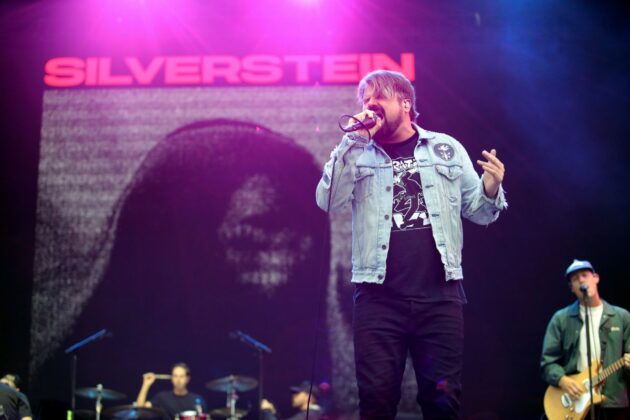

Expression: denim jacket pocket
xmin=435 ymin=164 xmax=463 ymax=206
xmin=353 ymin=165 xmax=375 ymax=202
xmin=435 ymin=164 xmax=463 ymax=180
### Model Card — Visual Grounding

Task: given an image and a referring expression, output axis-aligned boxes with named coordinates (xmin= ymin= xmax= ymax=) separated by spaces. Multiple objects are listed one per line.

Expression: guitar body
xmin=544 ymin=361 xmax=605 ymax=420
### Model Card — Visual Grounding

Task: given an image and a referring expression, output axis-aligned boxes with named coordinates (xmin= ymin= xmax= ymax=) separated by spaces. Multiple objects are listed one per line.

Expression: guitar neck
xmin=596 ymin=357 xmax=626 ymax=385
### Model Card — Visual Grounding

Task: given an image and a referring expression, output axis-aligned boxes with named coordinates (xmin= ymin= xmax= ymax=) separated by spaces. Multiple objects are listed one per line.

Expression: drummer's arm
xmin=136 ymin=373 xmax=156 ymax=407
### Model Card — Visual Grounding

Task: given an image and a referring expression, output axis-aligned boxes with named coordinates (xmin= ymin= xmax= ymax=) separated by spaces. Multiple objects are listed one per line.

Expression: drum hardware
xmin=104 ymin=404 xmax=164 ymax=419
xmin=75 ymin=384 xmax=125 ymax=420
xmin=206 ymin=375 xmax=257 ymax=420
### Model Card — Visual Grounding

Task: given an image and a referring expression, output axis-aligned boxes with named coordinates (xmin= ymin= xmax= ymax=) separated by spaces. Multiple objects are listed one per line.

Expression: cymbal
xmin=75 ymin=387 xmax=126 ymax=400
xmin=104 ymin=405 xmax=164 ymax=419
xmin=206 ymin=375 xmax=258 ymax=392
xmin=209 ymin=407 xmax=248 ymax=418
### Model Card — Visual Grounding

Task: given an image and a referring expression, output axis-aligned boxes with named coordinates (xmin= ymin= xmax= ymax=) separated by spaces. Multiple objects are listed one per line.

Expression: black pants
xmin=353 ymin=291 xmax=464 ymax=419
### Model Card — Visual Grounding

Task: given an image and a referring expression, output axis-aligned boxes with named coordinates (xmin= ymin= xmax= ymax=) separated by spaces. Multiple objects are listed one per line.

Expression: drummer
xmin=135 ymin=363 xmax=206 ymax=419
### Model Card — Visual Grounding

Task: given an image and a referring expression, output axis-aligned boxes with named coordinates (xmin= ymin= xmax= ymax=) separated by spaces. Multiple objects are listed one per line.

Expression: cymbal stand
xmin=95 ymin=383 xmax=103 ymax=420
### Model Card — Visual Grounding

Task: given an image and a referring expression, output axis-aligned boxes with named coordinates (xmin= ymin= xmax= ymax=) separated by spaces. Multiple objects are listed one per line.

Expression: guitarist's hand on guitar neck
xmin=558 ymin=375 xmax=586 ymax=401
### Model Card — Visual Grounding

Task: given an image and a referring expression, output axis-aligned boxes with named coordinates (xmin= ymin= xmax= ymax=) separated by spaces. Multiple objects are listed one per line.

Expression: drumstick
xmin=154 ymin=374 xmax=172 ymax=380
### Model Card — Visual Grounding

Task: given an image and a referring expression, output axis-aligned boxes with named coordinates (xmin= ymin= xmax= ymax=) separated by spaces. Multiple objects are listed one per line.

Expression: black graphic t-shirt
xmin=151 ymin=391 xmax=206 ymax=419
xmin=357 ymin=132 xmax=466 ymax=303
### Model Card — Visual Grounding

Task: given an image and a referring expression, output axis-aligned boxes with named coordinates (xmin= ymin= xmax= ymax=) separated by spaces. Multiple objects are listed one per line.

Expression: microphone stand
xmin=581 ymin=290 xmax=595 ymax=420
xmin=64 ymin=329 xmax=109 ymax=419
xmin=229 ymin=331 xmax=271 ymax=420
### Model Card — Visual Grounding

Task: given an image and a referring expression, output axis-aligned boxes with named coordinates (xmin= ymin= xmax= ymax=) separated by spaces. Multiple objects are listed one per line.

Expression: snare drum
xmin=175 ymin=411 xmax=209 ymax=420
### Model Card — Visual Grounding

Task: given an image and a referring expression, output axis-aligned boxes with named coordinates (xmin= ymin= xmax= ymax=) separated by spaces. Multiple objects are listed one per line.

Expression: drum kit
xmin=73 ymin=374 xmax=258 ymax=420
xmin=205 ymin=375 xmax=257 ymax=419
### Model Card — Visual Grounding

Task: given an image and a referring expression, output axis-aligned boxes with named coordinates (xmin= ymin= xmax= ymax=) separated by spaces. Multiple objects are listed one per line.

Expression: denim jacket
xmin=315 ymin=124 xmax=507 ymax=283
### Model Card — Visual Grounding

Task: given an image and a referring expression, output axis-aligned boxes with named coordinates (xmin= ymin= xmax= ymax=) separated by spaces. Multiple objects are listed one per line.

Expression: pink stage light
xmin=292 ymin=0 xmax=322 ymax=6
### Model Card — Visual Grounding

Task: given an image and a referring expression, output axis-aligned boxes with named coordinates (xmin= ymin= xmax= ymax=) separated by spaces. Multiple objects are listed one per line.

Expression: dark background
xmin=1 ymin=0 xmax=629 ymax=418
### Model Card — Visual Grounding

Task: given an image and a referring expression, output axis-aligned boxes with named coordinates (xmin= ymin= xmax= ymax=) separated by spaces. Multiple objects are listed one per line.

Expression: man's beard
xmin=373 ymin=108 xmax=403 ymax=142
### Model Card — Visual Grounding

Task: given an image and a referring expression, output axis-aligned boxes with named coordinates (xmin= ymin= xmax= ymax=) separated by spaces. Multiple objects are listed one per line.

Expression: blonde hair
xmin=357 ymin=70 xmax=419 ymax=121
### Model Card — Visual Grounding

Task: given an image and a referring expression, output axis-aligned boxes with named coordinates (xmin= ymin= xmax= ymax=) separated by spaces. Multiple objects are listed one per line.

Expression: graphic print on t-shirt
xmin=391 ymin=157 xmax=430 ymax=232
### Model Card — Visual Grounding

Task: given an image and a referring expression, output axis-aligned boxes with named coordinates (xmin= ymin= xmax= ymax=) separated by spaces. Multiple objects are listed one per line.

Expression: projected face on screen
xmin=103 ymin=119 xmax=324 ymax=298
xmin=218 ymin=173 xmax=314 ymax=294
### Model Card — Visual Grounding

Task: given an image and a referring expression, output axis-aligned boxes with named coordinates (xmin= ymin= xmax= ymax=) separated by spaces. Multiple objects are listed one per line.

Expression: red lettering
xmin=202 ymin=56 xmax=240 ymax=84
xmin=98 ymin=58 xmax=133 ymax=86
xmin=125 ymin=57 xmax=165 ymax=85
xmin=42 ymin=53 xmax=417 ymax=87
xmin=285 ymin=55 xmax=321 ymax=83
xmin=164 ymin=56 xmax=201 ymax=85
xmin=372 ymin=53 xmax=415 ymax=81
xmin=241 ymin=55 xmax=282 ymax=84
xmin=323 ymin=55 xmax=359 ymax=83
xmin=85 ymin=58 xmax=98 ymax=86
xmin=43 ymin=57 xmax=84 ymax=87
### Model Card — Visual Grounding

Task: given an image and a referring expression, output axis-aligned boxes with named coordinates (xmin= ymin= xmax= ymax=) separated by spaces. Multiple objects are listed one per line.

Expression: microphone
xmin=579 ymin=284 xmax=588 ymax=293
xmin=344 ymin=112 xmax=383 ymax=132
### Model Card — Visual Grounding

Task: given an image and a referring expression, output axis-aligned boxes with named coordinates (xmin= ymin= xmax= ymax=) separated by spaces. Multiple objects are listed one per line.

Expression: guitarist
xmin=540 ymin=259 xmax=630 ymax=419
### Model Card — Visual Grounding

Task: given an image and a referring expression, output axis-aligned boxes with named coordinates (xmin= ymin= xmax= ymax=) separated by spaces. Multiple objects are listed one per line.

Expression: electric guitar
xmin=543 ymin=357 xmax=626 ymax=420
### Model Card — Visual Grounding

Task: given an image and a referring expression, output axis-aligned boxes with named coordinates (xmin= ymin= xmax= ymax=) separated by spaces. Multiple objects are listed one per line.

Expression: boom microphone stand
xmin=229 ymin=330 xmax=271 ymax=420
xmin=64 ymin=329 xmax=110 ymax=418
